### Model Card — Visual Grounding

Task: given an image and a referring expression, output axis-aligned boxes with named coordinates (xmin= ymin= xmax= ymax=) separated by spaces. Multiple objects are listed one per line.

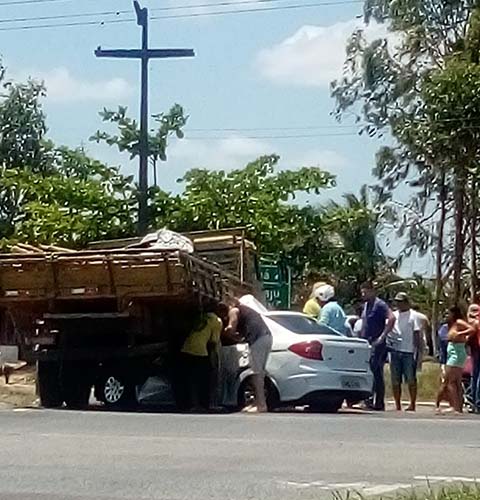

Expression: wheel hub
xmin=104 ymin=376 xmax=125 ymax=404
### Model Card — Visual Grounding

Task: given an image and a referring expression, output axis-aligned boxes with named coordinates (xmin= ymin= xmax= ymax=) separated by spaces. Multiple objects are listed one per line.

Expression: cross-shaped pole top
xmin=134 ymin=0 xmax=148 ymax=27
xmin=94 ymin=0 xmax=195 ymax=233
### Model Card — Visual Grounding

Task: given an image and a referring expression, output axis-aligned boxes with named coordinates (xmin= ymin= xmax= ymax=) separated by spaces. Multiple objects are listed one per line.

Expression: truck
xmin=0 ymin=229 xmax=260 ymax=410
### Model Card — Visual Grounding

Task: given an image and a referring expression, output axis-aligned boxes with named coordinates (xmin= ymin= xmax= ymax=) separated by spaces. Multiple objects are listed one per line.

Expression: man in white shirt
xmin=388 ymin=292 xmax=421 ymax=412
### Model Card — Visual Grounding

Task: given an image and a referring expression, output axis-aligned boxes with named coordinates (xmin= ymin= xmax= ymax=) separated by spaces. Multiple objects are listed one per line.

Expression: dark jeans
xmin=175 ymin=353 xmax=211 ymax=411
xmin=473 ymin=354 xmax=480 ymax=410
xmin=369 ymin=343 xmax=388 ymax=410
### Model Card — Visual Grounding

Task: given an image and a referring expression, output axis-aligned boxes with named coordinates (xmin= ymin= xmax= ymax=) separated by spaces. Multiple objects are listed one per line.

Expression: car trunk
xmin=320 ymin=336 xmax=370 ymax=373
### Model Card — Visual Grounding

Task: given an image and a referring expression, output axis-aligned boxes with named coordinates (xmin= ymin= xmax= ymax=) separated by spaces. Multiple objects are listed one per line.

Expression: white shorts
xmin=249 ymin=335 xmax=272 ymax=375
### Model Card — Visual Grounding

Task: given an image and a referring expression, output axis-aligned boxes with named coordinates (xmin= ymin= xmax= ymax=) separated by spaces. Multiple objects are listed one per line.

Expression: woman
xmin=225 ymin=298 xmax=272 ymax=413
xmin=435 ymin=306 xmax=474 ymax=414
xmin=177 ymin=311 xmax=223 ymax=412
xmin=303 ymin=282 xmax=326 ymax=318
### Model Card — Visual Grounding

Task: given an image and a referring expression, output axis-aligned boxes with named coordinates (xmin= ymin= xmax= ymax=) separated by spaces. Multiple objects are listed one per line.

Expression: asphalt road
xmin=0 ymin=408 xmax=479 ymax=500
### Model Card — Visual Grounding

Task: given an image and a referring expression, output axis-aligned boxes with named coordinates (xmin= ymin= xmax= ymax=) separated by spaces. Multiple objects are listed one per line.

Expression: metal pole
xmin=138 ymin=4 xmax=149 ymax=234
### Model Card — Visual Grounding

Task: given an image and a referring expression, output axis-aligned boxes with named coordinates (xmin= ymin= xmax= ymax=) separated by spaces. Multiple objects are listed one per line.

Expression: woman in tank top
xmin=436 ymin=306 xmax=474 ymax=414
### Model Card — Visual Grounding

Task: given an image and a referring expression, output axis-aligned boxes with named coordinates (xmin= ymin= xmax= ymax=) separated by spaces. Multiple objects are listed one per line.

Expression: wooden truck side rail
xmin=0 ymin=248 xmax=252 ymax=307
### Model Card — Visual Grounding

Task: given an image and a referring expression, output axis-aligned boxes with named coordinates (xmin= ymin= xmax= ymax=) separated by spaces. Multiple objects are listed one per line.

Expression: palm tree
xmin=323 ymin=185 xmax=387 ymax=281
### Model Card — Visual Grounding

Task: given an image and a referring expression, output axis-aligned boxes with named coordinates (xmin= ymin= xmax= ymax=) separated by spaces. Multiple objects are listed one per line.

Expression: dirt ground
xmin=0 ymin=365 xmax=37 ymax=408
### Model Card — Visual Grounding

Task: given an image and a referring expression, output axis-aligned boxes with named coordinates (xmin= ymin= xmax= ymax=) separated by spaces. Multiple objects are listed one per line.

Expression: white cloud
xmin=169 ymin=135 xmax=273 ymax=172
xmin=20 ymin=67 xmax=133 ymax=103
xmin=256 ymin=19 xmax=388 ymax=87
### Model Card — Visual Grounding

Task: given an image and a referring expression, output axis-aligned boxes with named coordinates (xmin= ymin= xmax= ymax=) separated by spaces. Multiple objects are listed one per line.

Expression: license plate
xmin=341 ymin=377 xmax=361 ymax=389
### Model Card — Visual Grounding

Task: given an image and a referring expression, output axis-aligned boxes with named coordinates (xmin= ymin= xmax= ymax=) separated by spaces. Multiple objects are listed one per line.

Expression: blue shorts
xmin=390 ymin=351 xmax=417 ymax=386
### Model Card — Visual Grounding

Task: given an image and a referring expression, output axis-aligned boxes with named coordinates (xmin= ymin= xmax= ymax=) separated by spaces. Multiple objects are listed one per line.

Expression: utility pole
xmin=95 ymin=1 xmax=194 ymax=234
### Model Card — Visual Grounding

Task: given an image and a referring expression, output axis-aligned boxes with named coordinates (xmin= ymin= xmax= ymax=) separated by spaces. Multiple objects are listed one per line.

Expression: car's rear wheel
xmin=309 ymin=398 xmax=343 ymax=414
xmin=238 ymin=377 xmax=280 ymax=412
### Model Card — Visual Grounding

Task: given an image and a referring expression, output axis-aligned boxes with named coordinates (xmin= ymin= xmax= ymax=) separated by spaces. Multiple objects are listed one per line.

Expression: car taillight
xmin=288 ymin=341 xmax=324 ymax=360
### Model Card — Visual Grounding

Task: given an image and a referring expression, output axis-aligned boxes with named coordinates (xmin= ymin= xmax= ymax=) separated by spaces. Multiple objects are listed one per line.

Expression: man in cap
xmin=389 ymin=292 xmax=421 ymax=412
xmin=316 ymin=284 xmax=347 ymax=336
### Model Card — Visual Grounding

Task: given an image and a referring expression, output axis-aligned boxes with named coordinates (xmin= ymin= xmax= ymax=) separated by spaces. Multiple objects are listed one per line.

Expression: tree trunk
xmin=470 ymin=177 xmax=478 ymax=301
xmin=432 ymin=169 xmax=447 ymax=354
xmin=453 ymin=168 xmax=466 ymax=305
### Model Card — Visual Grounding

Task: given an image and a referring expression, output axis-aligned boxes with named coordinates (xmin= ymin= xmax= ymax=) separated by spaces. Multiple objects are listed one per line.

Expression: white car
xmin=133 ymin=300 xmax=372 ymax=414
xmin=238 ymin=296 xmax=373 ymax=412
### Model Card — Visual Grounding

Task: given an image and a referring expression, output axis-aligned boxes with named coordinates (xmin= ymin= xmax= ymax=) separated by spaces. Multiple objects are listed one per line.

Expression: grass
xmin=385 ymin=360 xmax=441 ymax=402
xmin=336 ymin=484 xmax=480 ymax=500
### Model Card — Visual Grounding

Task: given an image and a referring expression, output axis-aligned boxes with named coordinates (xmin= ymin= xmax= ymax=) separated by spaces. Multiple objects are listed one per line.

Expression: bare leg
xmin=392 ymin=385 xmax=402 ymax=411
xmin=454 ymin=369 xmax=464 ymax=413
xmin=436 ymin=376 xmax=450 ymax=413
xmin=251 ymin=374 xmax=267 ymax=413
xmin=406 ymin=382 xmax=417 ymax=411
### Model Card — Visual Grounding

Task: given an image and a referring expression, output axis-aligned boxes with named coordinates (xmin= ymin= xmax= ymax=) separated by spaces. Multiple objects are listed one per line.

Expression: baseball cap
xmin=315 ymin=284 xmax=335 ymax=302
xmin=394 ymin=292 xmax=409 ymax=303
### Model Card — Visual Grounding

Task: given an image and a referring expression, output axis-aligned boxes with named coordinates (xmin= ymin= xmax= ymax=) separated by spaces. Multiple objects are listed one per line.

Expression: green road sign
xmin=259 ymin=259 xmax=291 ymax=310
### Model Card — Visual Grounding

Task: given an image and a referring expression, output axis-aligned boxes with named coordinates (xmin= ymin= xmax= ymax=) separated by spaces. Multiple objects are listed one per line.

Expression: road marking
xmin=362 ymin=484 xmax=412 ymax=495
xmin=282 ymin=477 xmax=480 ymax=495
xmin=414 ymin=476 xmax=479 ymax=483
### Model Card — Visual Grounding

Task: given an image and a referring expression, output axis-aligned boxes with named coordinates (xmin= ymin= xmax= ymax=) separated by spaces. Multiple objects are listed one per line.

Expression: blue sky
xmin=0 ymin=0 xmax=432 ymax=274
xmin=1 ymin=0 xmax=384 ymax=191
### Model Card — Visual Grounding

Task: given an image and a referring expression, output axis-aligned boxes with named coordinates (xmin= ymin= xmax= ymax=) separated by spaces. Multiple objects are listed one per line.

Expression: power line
xmin=186 ymin=124 xmax=360 ymax=131
xmin=0 ymin=9 xmax=127 ymax=25
xmin=184 ymin=131 xmax=361 ymax=139
xmin=0 ymin=0 xmax=354 ymax=23
xmin=0 ymin=0 xmax=363 ymax=31
xmin=0 ymin=0 xmax=91 ymax=6
xmin=0 ymin=0 xmax=288 ymax=24
xmin=151 ymin=0 xmax=362 ymax=20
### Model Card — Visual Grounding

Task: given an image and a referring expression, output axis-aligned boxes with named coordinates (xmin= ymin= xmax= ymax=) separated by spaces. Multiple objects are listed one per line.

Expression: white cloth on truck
xmin=136 ymin=229 xmax=194 ymax=253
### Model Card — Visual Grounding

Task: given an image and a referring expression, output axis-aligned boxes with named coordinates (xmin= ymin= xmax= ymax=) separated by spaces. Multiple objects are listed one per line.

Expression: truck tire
xmin=36 ymin=361 xmax=63 ymax=408
xmin=62 ymin=364 xmax=92 ymax=410
xmin=96 ymin=372 xmax=137 ymax=409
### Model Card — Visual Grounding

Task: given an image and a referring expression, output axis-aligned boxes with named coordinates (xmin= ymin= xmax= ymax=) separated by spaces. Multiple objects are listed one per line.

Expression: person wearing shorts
xmin=436 ymin=306 xmax=474 ymax=414
xmin=388 ymin=293 xmax=421 ymax=411
xmin=225 ymin=298 xmax=272 ymax=413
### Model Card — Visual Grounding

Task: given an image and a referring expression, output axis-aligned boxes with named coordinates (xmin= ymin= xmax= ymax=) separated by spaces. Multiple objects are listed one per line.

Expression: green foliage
xmin=90 ymin=103 xmax=187 ymax=162
xmin=0 ymin=76 xmax=52 ymax=174
xmin=0 ymin=148 xmax=136 ymax=247
xmin=320 ymin=186 xmax=385 ymax=281
xmin=150 ymin=154 xmax=335 ymax=276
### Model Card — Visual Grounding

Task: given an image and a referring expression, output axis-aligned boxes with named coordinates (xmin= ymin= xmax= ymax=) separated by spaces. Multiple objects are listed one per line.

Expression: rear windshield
xmin=268 ymin=315 xmax=342 ymax=336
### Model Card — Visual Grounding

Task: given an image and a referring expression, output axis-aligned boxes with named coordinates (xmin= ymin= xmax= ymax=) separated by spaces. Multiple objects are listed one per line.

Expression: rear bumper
xmin=295 ymin=389 xmax=372 ymax=405
xmin=275 ymin=370 xmax=373 ymax=403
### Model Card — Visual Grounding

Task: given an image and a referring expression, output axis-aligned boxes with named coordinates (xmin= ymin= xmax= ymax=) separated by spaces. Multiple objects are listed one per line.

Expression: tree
xmin=0 ymin=71 xmax=52 ymax=174
xmin=331 ymin=0 xmax=480 ymax=313
xmin=150 ymin=154 xmax=336 ymax=277
xmin=1 ymin=148 xmax=136 ymax=247
xmin=321 ymin=185 xmax=387 ymax=281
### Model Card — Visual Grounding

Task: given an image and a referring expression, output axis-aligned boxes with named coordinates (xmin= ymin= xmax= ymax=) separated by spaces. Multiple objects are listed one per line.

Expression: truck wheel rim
xmin=104 ymin=376 xmax=125 ymax=403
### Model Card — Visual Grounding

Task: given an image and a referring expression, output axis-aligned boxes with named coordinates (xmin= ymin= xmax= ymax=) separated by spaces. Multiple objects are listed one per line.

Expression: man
xmin=225 ymin=298 xmax=272 ymax=413
xmin=467 ymin=304 xmax=480 ymax=413
xmin=360 ymin=281 xmax=396 ymax=411
xmin=412 ymin=308 xmax=431 ymax=358
xmin=316 ymin=284 xmax=348 ymax=335
xmin=388 ymin=293 xmax=421 ymax=412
